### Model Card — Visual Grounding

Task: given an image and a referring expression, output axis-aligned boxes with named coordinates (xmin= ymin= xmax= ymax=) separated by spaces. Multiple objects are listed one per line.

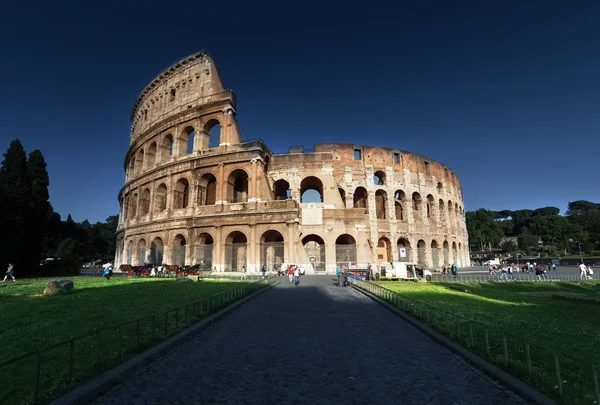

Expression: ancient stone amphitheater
xmin=114 ymin=51 xmax=470 ymax=274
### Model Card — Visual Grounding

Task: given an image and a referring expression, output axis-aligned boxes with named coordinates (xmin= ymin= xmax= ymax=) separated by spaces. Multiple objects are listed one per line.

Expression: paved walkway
xmin=92 ymin=276 xmax=527 ymax=405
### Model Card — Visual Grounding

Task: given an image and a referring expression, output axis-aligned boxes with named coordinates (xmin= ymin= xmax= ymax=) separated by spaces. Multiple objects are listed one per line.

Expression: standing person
xmin=241 ymin=266 xmax=247 ymax=280
xmin=499 ymin=266 xmax=507 ymax=280
xmin=366 ymin=263 xmax=372 ymax=280
xmin=294 ymin=267 xmax=300 ymax=286
xmin=261 ymin=264 xmax=266 ymax=279
xmin=507 ymin=265 xmax=515 ymax=280
xmin=102 ymin=263 xmax=113 ymax=280
xmin=288 ymin=265 xmax=294 ymax=283
xmin=2 ymin=263 xmax=16 ymax=282
xmin=451 ymin=263 xmax=457 ymax=278
xmin=579 ymin=262 xmax=588 ymax=280
xmin=535 ymin=264 xmax=546 ymax=281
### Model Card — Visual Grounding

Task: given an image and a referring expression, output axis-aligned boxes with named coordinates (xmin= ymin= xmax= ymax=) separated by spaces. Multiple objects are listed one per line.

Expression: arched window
xmin=300 ymin=176 xmax=324 ymax=203
xmin=353 ymin=187 xmax=368 ymax=210
xmin=397 ymin=238 xmax=410 ymax=262
xmin=160 ymin=134 xmax=174 ymax=162
xmin=452 ymin=241 xmax=458 ymax=265
xmin=150 ymin=238 xmax=164 ymax=264
xmin=373 ymin=171 xmax=385 ymax=186
xmin=147 ymin=142 xmax=157 ymax=168
xmin=128 ymin=158 xmax=135 ymax=178
xmin=174 ymin=178 xmax=190 ymax=209
xmin=195 ymin=233 xmax=213 ymax=270
xmin=135 ymin=149 xmax=145 ymax=174
xmin=437 ymin=182 xmax=443 ymax=192
xmin=273 ymin=179 xmax=291 ymax=200
xmin=375 ymin=190 xmax=387 ymax=219
xmin=204 ymin=119 xmax=221 ymax=149
xmin=140 ymin=188 xmax=151 ymax=216
xmin=184 ymin=127 xmax=195 ymax=154
xmin=302 ymin=234 xmax=326 ymax=273
xmin=426 ymin=195 xmax=434 ymax=219
xmin=172 ymin=235 xmax=187 ymax=266
xmin=129 ymin=193 xmax=138 ymax=218
xmin=417 ymin=239 xmax=427 ymax=267
xmin=443 ymin=240 xmax=450 ymax=266
xmin=431 ymin=240 xmax=439 ymax=269
xmin=137 ymin=239 xmax=146 ymax=265
xmin=228 ymin=169 xmax=249 ymax=203
xmin=377 ymin=237 xmax=392 ymax=265
xmin=260 ymin=230 xmax=285 ymax=272
xmin=155 ymin=184 xmax=167 ymax=212
xmin=225 ymin=231 xmax=247 ymax=272
xmin=197 ymin=174 xmax=217 ymax=206
xmin=412 ymin=192 xmax=422 ymax=218
xmin=335 ymin=234 xmax=356 ymax=268
xmin=394 ymin=190 xmax=405 ymax=221
xmin=126 ymin=240 xmax=133 ymax=264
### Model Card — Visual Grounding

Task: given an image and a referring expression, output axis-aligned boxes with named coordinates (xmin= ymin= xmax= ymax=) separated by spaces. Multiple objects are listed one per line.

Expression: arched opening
xmin=394 ymin=190 xmax=405 ymax=220
xmin=426 ymin=194 xmax=434 ymax=219
xmin=126 ymin=240 xmax=133 ymax=264
xmin=302 ymin=234 xmax=326 ymax=273
xmin=448 ymin=200 xmax=454 ymax=231
xmin=197 ymin=173 xmax=217 ymax=206
xmin=397 ymin=238 xmax=410 ymax=262
xmin=160 ymin=134 xmax=174 ymax=162
xmin=353 ymin=187 xmax=368 ymax=211
xmin=443 ymin=241 xmax=450 ymax=266
xmin=155 ymin=184 xmax=167 ymax=212
xmin=228 ymin=169 xmax=249 ymax=203
xmin=147 ymin=142 xmax=157 ymax=168
xmin=185 ymin=127 xmax=195 ymax=154
xmin=437 ymin=182 xmax=443 ymax=192
xmin=140 ymin=188 xmax=151 ymax=216
xmin=260 ymin=230 xmax=284 ymax=272
xmin=273 ymin=179 xmax=291 ymax=200
xmin=335 ymin=234 xmax=356 ymax=269
xmin=300 ymin=176 xmax=323 ymax=203
xmin=123 ymin=195 xmax=129 ymax=220
xmin=455 ymin=203 xmax=459 ymax=218
xmin=417 ymin=239 xmax=427 ymax=267
xmin=150 ymin=237 xmax=164 ymax=264
xmin=458 ymin=242 xmax=463 ymax=267
xmin=412 ymin=193 xmax=422 ymax=218
xmin=204 ymin=119 xmax=221 ymax=149
xmin=439 ymin=199 xmax=446 ymax=226
xmin=135 ymin=150 xmax=144 ymax=174
xmin=171 ymin=235 xmax=187 ymax=266
xmin=373 ymin=171 xmax=385 ymax=186
xmin=137 ymin=239 xmax=146 ymax=265
xmin=431 ymin=240 xmax=439 ymax=269
xmin=225 ymin=231 xmax=247 ymax=272
xmin=174 ymin=178 xmax=190 ymax=209
xmin=375 ymin=190 xmax=387 ymax=219
xmin=195 ymin=233 xmax=213 ymax=270
xmin=128 ymin=158 xmax=135 ymax=178
xmin=129 ymin=193 xmax=138 ymax=218
xmin=338 ymin=187 xmax=346 ymax=207
xmin=377 ymin=237 xmax=392 ymax=266
xmin=452 ymin=241 xmax=458 ymax=266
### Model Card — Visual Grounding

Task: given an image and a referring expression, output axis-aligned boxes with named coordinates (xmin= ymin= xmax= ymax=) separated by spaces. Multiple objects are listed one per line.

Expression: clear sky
xmin=1 ymin=1 xmax=598 ymax=223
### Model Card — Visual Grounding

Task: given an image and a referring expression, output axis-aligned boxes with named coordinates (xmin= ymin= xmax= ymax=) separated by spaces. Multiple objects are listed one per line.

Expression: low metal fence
xmin=0 ymin=278 xmax=274 ymax=405
xmin=431 ymin=273 xmax=600 ymax=283
xmin=350 ymin=279 xmax=600 ymax=405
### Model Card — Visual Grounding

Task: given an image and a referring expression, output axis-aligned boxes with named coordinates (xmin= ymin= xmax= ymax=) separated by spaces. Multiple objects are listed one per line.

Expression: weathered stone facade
xmin=115 ymin=51 xmax=470 ymax=274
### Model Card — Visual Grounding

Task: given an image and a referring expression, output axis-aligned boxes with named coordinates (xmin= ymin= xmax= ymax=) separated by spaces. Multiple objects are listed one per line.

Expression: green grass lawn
xmin=370 ymin=280 xmax=600 ymax=404
xmin=0 ymin=276 xmax=260 ymax=405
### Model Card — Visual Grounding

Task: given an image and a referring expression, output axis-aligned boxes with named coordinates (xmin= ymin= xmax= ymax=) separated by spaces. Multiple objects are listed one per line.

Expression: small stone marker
xmin=43 ymin=279 xmax=75 ymax=296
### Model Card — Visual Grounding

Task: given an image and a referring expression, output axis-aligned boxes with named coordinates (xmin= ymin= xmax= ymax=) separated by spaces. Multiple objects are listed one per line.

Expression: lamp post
xmin=578 ymin=243 xmax=583 ymax=263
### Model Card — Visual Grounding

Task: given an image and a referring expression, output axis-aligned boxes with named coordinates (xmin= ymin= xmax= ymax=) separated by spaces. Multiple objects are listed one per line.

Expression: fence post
xmin=593 ymin=367 xmax=600 ymax=405
xmin=525 ymin=344 xmax=532 ymax=378
xmin=503 ymin=335 xmax=508 ymax=365
xmin=554 ymin=351 xmax=563 ymax=397
xmin=96 ymin=331 xmax=100 ymax=365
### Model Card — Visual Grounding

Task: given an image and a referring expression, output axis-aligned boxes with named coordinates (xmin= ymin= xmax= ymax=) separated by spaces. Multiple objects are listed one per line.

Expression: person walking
xmin=451 ymin=263 xmax=457 ymax=278
xmin=288 ymin=266 xmax=294 ymax=283
xmin=261 ymin=264 xmax=267 ymax=279
xmin=2 ymin=263 xmax=16 ymax=282
xmin=579 ymin=262 xmax=588 ymax=280
xmin=294 ymin=267 xmax=300 ymax=286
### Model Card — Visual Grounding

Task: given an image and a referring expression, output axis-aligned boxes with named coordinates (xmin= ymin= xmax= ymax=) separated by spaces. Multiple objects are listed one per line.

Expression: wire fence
xmin=431 ymin=273 xmax=600 ymax=283
xmin=0 ymin=278 xmax=274 ymax=405
xmin=350 ymin=279 xmax=600 ymax=405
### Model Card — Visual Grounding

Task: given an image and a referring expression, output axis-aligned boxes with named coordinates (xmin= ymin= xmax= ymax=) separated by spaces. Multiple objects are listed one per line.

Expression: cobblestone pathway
xmin=92 ymin=276 xmax=528 ymax=405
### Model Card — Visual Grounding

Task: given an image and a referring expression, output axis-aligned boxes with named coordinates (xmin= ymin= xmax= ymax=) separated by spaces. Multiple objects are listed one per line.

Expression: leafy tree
xmin=517 ymin=234 xmax=538 ymax=254
xmin=500 ymin=239 xmax=517 ymax=252
xmin=26 ymin=149 xmax=52 ymax=271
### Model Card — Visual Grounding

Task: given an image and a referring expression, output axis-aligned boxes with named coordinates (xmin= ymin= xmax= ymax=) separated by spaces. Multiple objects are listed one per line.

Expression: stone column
xmin=249 ymin=159 xmax=258 ymax=201
xmin=286 ymin=222 xmax=295 ymax=264
xmin=214 ymin=226 xmax=222 ymax=271
xmin=248 ymin=224 xmax=257 ymax=272
xmin=217 ymin=163 xmax=225 ymax=203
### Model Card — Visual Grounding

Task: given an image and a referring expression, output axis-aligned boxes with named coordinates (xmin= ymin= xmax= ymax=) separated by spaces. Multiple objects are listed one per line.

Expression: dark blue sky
xmin=1 ymin=1 xmax=599 ymax=223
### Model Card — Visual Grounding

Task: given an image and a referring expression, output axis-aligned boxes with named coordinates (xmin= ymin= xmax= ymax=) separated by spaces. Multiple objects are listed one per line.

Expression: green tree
xmin=26 ymin=149 xmax=52 ymax=271
xmin=466 ymin=209 xmax=504 ymax=249
xmin=517 ymin=234 xmax=538 ymax=254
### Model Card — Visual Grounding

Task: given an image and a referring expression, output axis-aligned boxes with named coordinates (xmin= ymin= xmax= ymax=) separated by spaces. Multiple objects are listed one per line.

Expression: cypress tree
xmin=0 ymin=139 xmax=32 ymax=273
xmin=27 ymin=149 xmax=52 ymax=273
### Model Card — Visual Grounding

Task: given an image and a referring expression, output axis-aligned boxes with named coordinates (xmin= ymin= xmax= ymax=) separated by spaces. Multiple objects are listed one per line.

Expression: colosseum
xmin=114 ymin=51 xmax=470 ymax=274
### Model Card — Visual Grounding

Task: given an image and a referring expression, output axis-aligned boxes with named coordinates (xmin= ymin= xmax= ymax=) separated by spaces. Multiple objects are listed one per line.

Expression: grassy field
xmin=0 ymin=276 xmax=261 ymax=404
xmin=370 ymin=280 xmax=600 ymax=404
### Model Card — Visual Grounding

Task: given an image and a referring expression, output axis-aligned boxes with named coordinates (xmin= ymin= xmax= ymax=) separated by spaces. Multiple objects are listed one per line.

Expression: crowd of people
xmin=277 ymin=263 xmax=304 ymax=286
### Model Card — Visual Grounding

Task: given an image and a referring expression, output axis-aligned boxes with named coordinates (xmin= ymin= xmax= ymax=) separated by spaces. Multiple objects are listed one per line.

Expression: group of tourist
xmin=440 ymin=264 xmax=458 ymax=277
xmin=277 ymin=263 xmax=303 ymax=286
xmin=579 ymin=262 xmax=594 ymax=280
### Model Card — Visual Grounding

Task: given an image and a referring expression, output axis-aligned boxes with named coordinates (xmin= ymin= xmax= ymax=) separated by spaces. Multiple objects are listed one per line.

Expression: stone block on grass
xmin=43 ymin=279 xmax=75 ymax=296
xmin=176 ymin=277 xmax=194 ymax=283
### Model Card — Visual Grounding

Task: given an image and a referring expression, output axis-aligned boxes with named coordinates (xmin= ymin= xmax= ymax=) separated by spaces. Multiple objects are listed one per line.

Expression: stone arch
xmin=183 ymin=126 xmax=195 ymax=154
xmin=373 ymin=170 xmax=386 ymax=186
xmin=171 ymin=234 xmax=187 ymax=266
xmin=260 ymin=230 xmax=285 ymax=272
xmin=140 ymin=188 xmax=151 ymax=216
xmin=397 ymin=238 xmax=410 ymax=262
xmin=338 ymin=187 xmax=346 ymax=206
xmin=426 ymin=194 xmax=434 ymax=219
xmin=439 ymin=199 xmax=446 ymax=225
xmin=443 ymin=240 xmax=450 ymax=266
xmin=126 ymin=240 xmax=134 ymax=264
xmin=155 ymin=183 xmax=167 ymax=212
xmin=394 ymin=190 xmax=405 ymax=220
xmin=224 ymin=231 xmax=248 ymax=272
xmin=129 ymin=193 xmax=138 ymax=218
xmin=375 ymin=189 xmax=387 ymax=219
xmin=123 ymin=194 xmax=130 ymax=219
xmin=300 ymin=176 xmax=324 ymax=203
xmin=353 ymin=187 xmax=368 ymax=210
xmin=137 ymin=239 xmax=147 ymax=265
xmin=437 ymin=182 xmax=443 ymax=192
xmin=273 ymin=179 xmax=291 ymax=200
xmin=377 ymin=237 xmax=392 ymax=265
xmin=227 ymin=169 xmax=249 ymax=203
xmin=147 ymin=142 xmax=157 ymax=168
xmin=417 ymin=239 xmax=427 ymax=267
xmin=128 ymin=158 xmax=135 ymax=178
xmin=203 ymin=118 xmax=222 ymax=149
xmin=195 ymin=233 xmax=214 ymax=269
xmin=174 ymin=178 xmax=190 ymax=209
xmin=150 ymin=237 xmax=164 ymax=264
xmin=198 ymin=173 xmax=217 ymax=206
xmin=135 ymin=149 xmax=144 ymax=174
xmin=412 ymin=192 xmax=422 ymax=218
xmin=160 ymin=134 xmax=174 ymax=162
xmin=431 ymin=240 xmax=440 ymax=269
xmin=335 ymin=234 xmax=356 ymax=268
xmin=302 ymin=234 xmax=326 ymax=273
xmin=452 ymin=241 xmax=458 ymax=265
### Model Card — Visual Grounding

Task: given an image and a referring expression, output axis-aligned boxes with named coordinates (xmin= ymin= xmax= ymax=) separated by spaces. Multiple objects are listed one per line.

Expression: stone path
xmin=92 ymin=276 xmax=528 ymax=405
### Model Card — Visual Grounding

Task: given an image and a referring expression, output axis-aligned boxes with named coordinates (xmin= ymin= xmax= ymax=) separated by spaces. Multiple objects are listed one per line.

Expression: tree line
xmin=466 ymin=201 xmax=600 ymax=255
xmin=0 ymin=139 xmax=117 ymax=276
